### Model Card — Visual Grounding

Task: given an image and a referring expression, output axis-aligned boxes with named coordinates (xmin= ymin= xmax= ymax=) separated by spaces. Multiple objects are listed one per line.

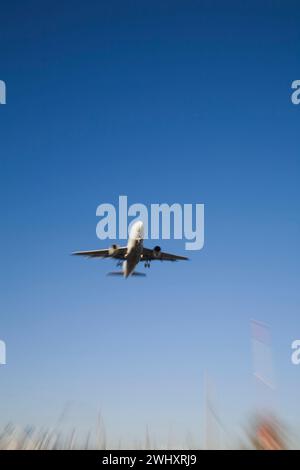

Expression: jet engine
xmin=153 ymin=246 xmax=162 ymax=258
xmin=109 ymin=244 xmax=119 ymax=256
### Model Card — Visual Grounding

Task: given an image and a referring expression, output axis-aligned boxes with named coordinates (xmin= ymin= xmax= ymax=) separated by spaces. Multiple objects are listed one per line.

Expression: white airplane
xmin=72 ymin=221 xmax=188 ymax=278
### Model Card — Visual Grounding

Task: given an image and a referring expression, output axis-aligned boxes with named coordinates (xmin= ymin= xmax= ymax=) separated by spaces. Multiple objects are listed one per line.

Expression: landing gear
xmin=144 ymin=260 xmax=151 ymax=268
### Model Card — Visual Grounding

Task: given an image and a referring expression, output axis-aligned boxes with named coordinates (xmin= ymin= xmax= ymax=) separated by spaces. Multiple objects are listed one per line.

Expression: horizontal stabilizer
xmin=107 ymin=271 xmax=146 ymax=277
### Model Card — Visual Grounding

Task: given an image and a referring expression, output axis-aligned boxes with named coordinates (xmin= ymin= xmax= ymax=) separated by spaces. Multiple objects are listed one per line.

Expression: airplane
xmin=72 ymin=221 xmax=188 ymax=278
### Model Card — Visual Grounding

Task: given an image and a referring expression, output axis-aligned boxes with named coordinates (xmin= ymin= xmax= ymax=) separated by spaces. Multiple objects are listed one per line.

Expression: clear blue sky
xmin=0 ymin=0 xmax=299 ymax=447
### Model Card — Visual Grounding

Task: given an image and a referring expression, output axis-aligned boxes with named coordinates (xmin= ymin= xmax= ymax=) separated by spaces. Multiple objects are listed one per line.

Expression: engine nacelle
xmin=109 ymin=244 xmax=119 ymax=256
xmin=153 ymin=246 xmax=162 ymax=258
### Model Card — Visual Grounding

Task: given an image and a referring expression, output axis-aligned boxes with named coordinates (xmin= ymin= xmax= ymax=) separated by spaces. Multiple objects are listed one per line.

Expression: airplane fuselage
xmin=123 ymin=221 xmax=144 ymax=277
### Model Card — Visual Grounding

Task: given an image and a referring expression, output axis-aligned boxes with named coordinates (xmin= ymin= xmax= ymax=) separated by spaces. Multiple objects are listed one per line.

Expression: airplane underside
xmin=73 ymin=220 xmax=188 ymax=277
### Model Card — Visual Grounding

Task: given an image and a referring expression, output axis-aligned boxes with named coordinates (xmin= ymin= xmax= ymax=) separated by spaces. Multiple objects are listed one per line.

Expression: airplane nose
xmin=133 ymin=221 xmax=143 ymax=234
xmin=136 ymin=221 xmax=144 ymax=235
xmin=129 ymin=220 xmax=144 ymax=239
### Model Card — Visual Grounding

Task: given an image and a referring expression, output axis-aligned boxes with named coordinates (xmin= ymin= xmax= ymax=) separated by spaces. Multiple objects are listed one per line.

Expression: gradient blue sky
xmin=0 ymin=0 xmax=299 ymax=447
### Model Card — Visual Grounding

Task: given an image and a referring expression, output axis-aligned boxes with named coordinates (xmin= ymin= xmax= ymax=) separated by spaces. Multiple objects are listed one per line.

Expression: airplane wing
xmin=72 ymin=246 xmax=127 ymax=259
xmin=141 ymin=247 xmax=188 ymax=262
